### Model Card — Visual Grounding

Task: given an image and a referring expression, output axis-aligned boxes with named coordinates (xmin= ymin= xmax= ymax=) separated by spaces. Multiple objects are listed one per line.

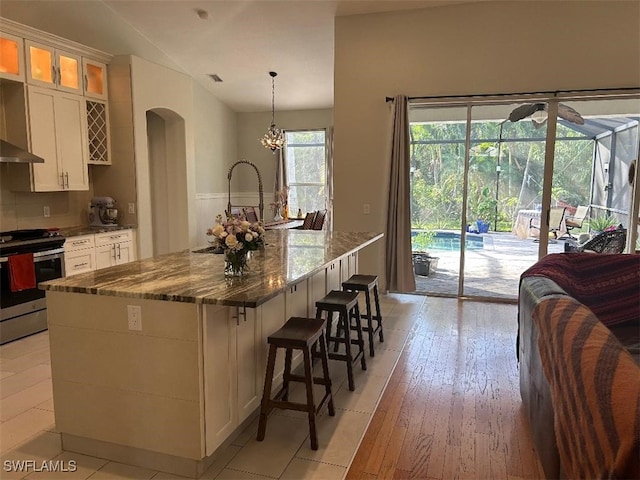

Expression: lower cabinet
xmin=64 ymin=229 xmax=135 ymax=276
xmin=63 ymin=234 xmax=95 ymax=276
xmin=326 ymin=259 xmax=341 ymax=292
xmin=95 ymin=230 xmax=134 ymax=269
xmin=203 ymin=303 xmax=262 ymax=455
xmin=201 ymin=257 xmax=358 ymax=456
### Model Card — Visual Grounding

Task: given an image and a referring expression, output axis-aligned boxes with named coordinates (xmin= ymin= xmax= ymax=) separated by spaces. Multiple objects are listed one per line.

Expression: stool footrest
xmin=285 ymin=373 xmax=332 ymax=387
xmin=268 ymin=399 xmax=313 ymax=413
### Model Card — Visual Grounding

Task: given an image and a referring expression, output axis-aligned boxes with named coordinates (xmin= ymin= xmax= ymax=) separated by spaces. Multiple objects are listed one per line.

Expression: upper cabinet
xmin=0 ymin=18 xmax=113 ymax=190
xmin=0 ymin=32 xmax=24 ymax=81
xmin=82 ymin=58 xmax=107 ymax=100
xmin=25 ymin=41 xmax=108 ymax=100
xmin=25 ymin=41 xmax=82 ymax=94
xmin=28 ymin=86 xmax=89 ymax=191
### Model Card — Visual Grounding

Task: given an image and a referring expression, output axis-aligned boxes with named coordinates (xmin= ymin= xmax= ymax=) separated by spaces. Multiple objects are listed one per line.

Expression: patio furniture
xmin=577 ymin=228 xmax=626 ymax=253
xmin=563 ymin=205 xmax=589 ymax=239
xmin=530 ymin=207 xmax=566 ymax=242
xmin=512 ymin=209 xmax=541 ymax=239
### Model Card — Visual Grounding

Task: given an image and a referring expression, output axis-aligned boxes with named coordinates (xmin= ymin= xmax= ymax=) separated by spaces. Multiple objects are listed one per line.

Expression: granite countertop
xmin=41 ymin=230 xmax=383 ymax=308
xmin=58 ymin=225 xmax=136 ymax=238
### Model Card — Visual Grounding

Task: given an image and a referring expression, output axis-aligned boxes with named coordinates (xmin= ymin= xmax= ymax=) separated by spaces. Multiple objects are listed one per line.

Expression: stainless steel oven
xmin=0 ymin=230 xmax=65 ymax=344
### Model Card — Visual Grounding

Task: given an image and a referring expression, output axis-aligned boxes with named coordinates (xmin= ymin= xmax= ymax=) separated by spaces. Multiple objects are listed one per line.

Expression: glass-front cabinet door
xmin=25 ymin=40 xmax=81 ymax=94
xmin=82 ymin=58 xmax=108 ymax=100
xmin=0 ymin=33 xmax=24 ymax=81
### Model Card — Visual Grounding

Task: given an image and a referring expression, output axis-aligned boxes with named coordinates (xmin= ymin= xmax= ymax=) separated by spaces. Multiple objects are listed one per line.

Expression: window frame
xmin=283 ymin=128 xmax=328 ymax=213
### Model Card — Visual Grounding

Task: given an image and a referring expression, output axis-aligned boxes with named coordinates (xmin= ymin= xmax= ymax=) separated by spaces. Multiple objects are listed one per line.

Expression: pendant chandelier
xmin=260 ymin=71 xmax=285 ymax=152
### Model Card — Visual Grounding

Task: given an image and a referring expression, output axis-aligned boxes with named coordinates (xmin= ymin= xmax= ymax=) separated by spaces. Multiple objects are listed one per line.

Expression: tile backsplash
xmin=0 ymin=164 xmax=94 ymax=231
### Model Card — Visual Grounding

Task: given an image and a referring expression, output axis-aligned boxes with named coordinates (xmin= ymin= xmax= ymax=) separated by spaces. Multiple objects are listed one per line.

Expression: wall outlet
xmin=363 ymin=203 xmax=370 ymax=215
xmin=128 ymin=203 xmax=135 ymax=214
xmin=43 ymin=206 xmax=50 ymax=217
xmin=127 ymin=305 xmax=142 ymax=331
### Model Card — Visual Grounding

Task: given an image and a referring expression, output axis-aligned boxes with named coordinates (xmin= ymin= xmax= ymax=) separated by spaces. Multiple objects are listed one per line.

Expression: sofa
xmin=518 ymin=253 xmax=640 ymax=479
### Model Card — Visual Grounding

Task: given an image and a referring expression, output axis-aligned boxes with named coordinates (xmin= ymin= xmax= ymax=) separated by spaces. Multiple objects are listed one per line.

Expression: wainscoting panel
xmin=195 ymin=192 xmax=272 ymax=246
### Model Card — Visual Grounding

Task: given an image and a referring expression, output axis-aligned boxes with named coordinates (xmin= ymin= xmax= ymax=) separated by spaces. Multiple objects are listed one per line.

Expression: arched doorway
xmin=146 ymin=109 xmax=189 ymax=256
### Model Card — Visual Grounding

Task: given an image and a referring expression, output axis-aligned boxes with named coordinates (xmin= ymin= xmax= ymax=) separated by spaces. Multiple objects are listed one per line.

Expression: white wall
xmin=193 ymin=82 xmax=238 ymax=195
xmin=333 ymin=0 xmax=640 ymax=289
xmin=237 ymin=108 xmax=333 ymax=197
xmin=129 ymin=55 xmax=195 ymax=259
xmin=195 ymin=108 xmax=333 ymax=242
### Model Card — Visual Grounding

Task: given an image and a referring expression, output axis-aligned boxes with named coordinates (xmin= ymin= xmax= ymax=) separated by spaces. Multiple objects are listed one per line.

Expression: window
xmin=284 ymin=130 xmax=327 ymax=215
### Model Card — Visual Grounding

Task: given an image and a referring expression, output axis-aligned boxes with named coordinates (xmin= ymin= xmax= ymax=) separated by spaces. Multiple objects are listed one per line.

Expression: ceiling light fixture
xmin=260 ymin=71 xmax=285 ymax=153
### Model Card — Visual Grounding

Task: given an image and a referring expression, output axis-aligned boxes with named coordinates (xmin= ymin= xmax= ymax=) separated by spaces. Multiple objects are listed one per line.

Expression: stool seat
xmin=342 ymin=274 xmax=378 ymax=289
xmin=257 ymin=316 xmax=334 ymax=451
xmin=315 ymin=290 xmax=366 ymax=391
xmin=315 ymin=290 xmax=359 ymax=309
xmin=268 ymin=317 xmax=326 ymax=347
xmin=342 ymin=274 xmax=384 ymax=357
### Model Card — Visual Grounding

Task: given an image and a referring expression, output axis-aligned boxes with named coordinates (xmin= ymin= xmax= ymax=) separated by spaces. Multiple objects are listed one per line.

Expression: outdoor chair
xmin=531 ymin=206 xmax=566 ymax=243
xmin=576 ymin=228 xmax=627 ymax=253
xmin=563 ymin=205 xmax=589 ymax=239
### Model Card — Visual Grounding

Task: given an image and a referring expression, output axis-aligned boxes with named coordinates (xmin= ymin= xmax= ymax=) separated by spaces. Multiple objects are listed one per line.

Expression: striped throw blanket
xmin=522 ymin=253 xmax=640 ymax=327
xmin=533 ymin=296 xmax=640 ymax=479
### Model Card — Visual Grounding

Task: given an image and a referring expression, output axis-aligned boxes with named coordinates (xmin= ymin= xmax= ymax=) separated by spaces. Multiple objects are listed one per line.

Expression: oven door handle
xmin=0 ymin=248 xmax=65 ymax=263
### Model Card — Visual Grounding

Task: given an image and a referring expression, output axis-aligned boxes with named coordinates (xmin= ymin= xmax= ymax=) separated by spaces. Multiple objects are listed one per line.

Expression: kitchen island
xmin=41 ymin=230 xmax=383 ymax=478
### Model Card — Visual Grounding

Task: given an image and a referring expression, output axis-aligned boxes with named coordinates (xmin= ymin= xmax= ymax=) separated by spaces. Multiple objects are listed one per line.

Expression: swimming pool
xmin=411 ymin=230 xmax=484 ymax=251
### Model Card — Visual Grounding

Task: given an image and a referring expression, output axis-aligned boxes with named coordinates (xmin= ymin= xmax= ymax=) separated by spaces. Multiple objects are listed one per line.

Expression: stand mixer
xmin=88 ymin=197 xmax=119 ymax=227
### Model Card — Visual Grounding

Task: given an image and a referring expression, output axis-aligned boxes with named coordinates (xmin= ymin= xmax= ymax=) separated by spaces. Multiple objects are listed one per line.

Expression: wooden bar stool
xmin=342 ymin=274 xmax=384 ymax=357
xmin=257 ymin=317 xmax=335 ymax=450
xmin=315 ymin=290 xmax=367 ymax=391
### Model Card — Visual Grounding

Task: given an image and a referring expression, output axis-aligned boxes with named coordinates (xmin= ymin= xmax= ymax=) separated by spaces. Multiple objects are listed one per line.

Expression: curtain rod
xmin=385 ymin=86 xmax=640 ymax=103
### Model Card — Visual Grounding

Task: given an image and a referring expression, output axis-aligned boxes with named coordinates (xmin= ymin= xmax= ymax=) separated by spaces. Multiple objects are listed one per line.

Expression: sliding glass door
xmin=409 ymin=93 xmax=639 ymax=300
xmin=409 ymin=106 xmax=466 ymax=296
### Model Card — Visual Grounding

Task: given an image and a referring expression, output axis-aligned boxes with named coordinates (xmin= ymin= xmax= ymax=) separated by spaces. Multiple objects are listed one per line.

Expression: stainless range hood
xmin=0 ymin=139 xmax=45 ymax=163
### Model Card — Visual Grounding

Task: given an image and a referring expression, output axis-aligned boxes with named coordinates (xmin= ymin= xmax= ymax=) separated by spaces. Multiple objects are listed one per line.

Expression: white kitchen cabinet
xmin=260 ymin=295 xmax=286 ymax=391
xmin=326 ymin=259 xmax=341 ymax=292
xmin=64 ymin=229 xmax=135 ymax=274
xmin=28 ymin=85 xmax=88 ymax=191
xmin=63 ymin=235 xmax=96 ymax=276
xmin=25 ymin=41 xmax=82 ymax=94
xmin=95 ymin=230 xmax=134 ymax=269
xmin=285 ymin=280 xmax=308 ymax=320
xmin=309 ymin=269 xmax=327 ymax=318
xmin=86 ymin=99 xmax=111 ymax=164
xmin=81 ymin=58 xmax=108 ymax=100
xmin=340 ymin=252 xmax=359 ymax=284
xmin=203 ymin=304 xmax=262 ymax=455
xmin=235 ymin=307 xmax=262 ymax=424
xmin=0 ymin=33 xmax=24 ymax=81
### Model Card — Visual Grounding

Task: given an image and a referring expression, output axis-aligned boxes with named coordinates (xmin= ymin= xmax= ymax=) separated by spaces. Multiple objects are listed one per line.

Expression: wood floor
xmin=346 ymin=297 xmax=544 ymax=480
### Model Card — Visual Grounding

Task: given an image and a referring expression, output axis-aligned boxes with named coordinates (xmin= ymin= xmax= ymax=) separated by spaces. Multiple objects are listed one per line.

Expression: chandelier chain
xmin=271 ymin=75 xmax=276 ymax=126
xmin=260 ymin=71 xmax=285 ymax=152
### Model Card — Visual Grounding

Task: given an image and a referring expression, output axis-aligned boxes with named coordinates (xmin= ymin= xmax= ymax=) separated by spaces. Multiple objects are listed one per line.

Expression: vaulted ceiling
xmin=0 ymin=0 xmax=487 ymax=112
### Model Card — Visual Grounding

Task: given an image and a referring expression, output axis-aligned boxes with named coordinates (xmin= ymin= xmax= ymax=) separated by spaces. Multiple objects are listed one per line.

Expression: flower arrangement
xmin=207 ymin=214 xmax=265 ymax=276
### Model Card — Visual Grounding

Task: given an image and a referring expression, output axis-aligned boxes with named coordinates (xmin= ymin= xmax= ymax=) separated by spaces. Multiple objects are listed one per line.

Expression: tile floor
xmin=0 ymin=293 xmax=426 ymax=479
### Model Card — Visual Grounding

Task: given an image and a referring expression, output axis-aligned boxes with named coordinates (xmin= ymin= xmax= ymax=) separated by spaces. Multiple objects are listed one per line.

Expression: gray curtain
xmin=385 ymin=95 xmax=416 ymax=292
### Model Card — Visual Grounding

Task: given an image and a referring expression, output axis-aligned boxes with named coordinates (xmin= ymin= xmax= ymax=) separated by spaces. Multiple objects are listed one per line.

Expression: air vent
xmin=207 ymin=74 xmax=223 ymax=83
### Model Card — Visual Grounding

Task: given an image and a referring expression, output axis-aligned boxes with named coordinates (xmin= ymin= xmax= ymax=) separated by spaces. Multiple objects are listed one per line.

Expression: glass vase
xmin=224 ymin=249 xmax=249 ymax=277
xmin=273 ymin=208 xmax=283 ymax=222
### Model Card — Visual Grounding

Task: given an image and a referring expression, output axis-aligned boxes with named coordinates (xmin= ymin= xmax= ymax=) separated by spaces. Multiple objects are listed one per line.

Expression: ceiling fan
xmin=508 ymin=102 xmax=585 ymax=128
